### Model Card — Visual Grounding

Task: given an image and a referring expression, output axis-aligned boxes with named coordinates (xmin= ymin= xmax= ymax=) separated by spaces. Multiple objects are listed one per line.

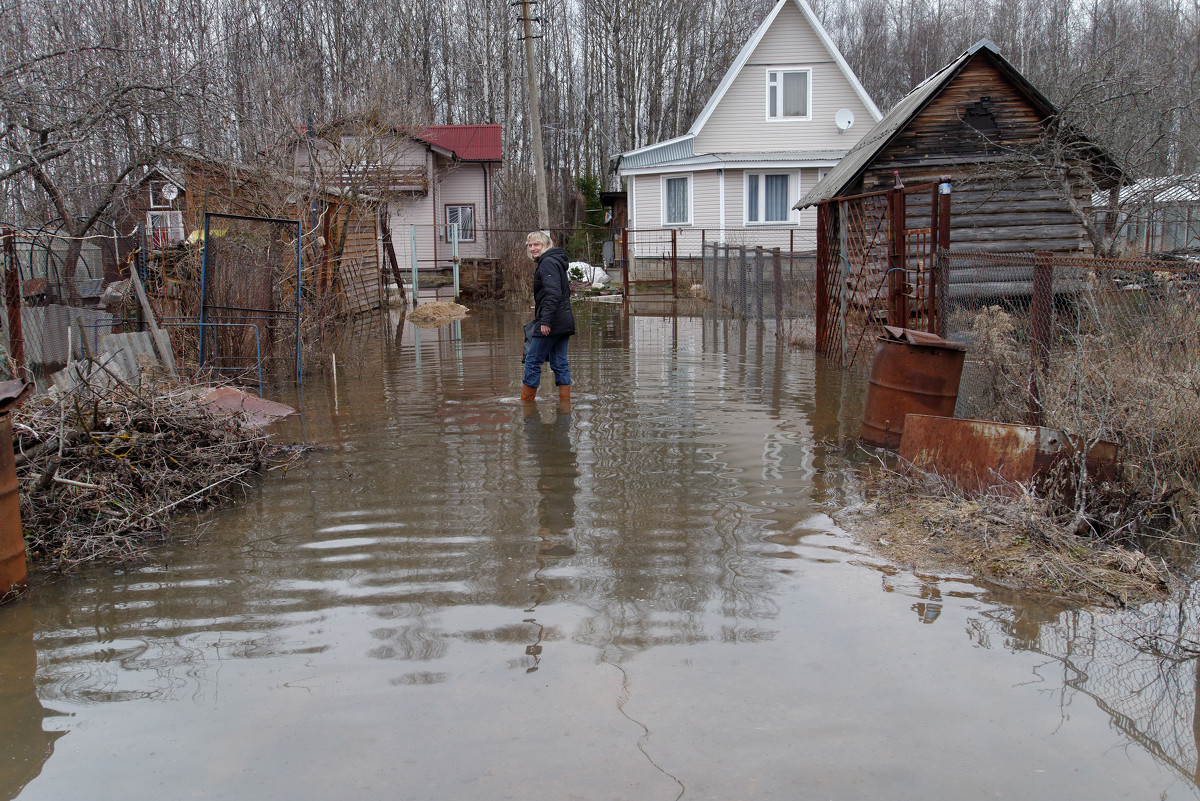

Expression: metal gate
xmin=198 ymin=213 xmax=303 ymax=384
xmin=815 ymin=176 xmax=952 ymax=367
xmin=614 ymin=229 xmax=679 ymax=298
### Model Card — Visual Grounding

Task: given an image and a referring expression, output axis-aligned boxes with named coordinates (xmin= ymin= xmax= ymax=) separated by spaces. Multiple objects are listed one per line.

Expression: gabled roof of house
xmin=687 ymin=0 xmax=881 ymax=138
xmin=614 ymin=0 xmax=880 ymax=173
xmin=416 ymin=125 xmax=502 ymax=162
xmin=796 ymin=39 xmax=1121 ymax=208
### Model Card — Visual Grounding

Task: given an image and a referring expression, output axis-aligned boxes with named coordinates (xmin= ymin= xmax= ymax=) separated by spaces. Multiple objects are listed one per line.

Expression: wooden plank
xmin=129 ymin=267 xmax=178 ymax=378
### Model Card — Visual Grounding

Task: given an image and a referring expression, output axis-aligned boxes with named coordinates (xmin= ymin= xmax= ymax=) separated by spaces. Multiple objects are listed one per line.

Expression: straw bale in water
xmin=409 ymin=301 xmax=469 ymax=326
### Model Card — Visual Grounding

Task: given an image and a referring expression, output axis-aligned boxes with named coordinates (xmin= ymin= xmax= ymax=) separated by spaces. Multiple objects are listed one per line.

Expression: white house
xmin=293 ymin=122 xmax=503 ymax=272
xmin=613 ymin=0 xmax=880 ymax=256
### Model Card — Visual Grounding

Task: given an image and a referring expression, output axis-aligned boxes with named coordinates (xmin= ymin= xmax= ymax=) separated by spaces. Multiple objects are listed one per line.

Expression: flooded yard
xmin=2 ymin=302 xmax=1197 ymax=800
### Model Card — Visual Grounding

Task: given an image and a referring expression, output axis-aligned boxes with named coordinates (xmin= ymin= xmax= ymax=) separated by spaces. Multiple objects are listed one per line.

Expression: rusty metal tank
xmin=0 ymin=379 xmax=34 ymax=603
xmin=860 ymin=326 xmax=966 ymax=449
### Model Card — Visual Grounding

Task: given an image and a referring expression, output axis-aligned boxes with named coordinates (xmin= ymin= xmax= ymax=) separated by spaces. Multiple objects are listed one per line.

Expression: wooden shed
xmin=798 ymin=39 xmax=1120 ymax=255
xmin=119 ymin=151 xmax=386 ymax=318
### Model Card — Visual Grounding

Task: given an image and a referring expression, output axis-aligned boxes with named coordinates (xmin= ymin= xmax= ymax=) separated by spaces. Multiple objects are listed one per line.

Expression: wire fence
xmin=940 ymin=252 xmax=1199 ymax=424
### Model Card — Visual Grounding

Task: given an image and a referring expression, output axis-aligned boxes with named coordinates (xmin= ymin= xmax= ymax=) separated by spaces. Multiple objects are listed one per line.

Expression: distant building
xmin=612 ymin=0 xmax=880 ymax=256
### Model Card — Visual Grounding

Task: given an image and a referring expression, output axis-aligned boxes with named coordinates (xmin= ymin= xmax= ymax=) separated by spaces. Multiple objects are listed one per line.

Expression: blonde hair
xmin=526 ymin=230 xmax=553 ymax=248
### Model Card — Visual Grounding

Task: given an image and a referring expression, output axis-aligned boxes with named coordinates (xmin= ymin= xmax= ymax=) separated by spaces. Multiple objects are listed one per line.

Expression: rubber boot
xmin=558 ymin=384 xmax=571 ymax=401
xmin=520 ymin=384 xmax=537 ymax=402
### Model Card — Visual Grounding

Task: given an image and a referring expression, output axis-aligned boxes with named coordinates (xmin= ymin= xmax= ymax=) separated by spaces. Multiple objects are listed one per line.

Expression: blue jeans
xmin=523 ymin=334 xmax=571 ymax=388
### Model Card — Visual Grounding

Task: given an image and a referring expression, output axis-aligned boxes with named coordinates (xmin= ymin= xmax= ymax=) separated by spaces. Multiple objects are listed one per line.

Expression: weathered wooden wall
xmin=857 ymin=57 xmax=1092 ymax=254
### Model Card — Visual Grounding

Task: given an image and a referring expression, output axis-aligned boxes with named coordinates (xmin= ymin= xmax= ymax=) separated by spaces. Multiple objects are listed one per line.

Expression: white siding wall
xmin=693 ymin=1 xmax=874 ymax=154
xmin=436 ymin=162 xmax=491 ymax=260
xmin=387 ymin=153 xmax=499 ymax=270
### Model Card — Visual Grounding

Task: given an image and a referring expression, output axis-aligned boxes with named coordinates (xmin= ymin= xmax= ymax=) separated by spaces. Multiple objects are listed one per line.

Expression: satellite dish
xmin=835 ymin=108 xmax=855 ymax=132
xmin=161 ymin=183 xmax=179 ymax=202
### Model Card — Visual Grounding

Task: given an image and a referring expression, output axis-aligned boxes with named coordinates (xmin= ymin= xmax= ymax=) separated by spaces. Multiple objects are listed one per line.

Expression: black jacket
xmin=533 ymin=247 xmax=576 ymax=337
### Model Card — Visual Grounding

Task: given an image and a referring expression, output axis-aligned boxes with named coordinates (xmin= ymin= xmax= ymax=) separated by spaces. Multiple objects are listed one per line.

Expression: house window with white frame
xmin=446 ymin=204 xmax=475 ymax=241
xmin=766 ymin=68 xmax=811 ymax=121
xmin=663 ymin=175 xmax=691 ymax=226
xmin=149 ymin=180 xmax=179 ymax=209
xmin=745 ymin=173 xmax=794 ymax=224
xmin=147 ymin=210 xmax=184 ymax=248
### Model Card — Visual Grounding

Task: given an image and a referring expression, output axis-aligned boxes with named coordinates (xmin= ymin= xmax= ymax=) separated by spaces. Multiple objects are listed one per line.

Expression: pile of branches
xmin=14 ymin=369 xmax=288 ymax=569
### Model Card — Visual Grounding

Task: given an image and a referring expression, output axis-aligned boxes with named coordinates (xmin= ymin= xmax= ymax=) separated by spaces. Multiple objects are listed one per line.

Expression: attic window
xmin=149 ymin=180 xmax=179 ymax=209
xmin=963 ymin=98 xmax=999 ymax=139
xmin=766 ymin=68 xmax=811 ymax=121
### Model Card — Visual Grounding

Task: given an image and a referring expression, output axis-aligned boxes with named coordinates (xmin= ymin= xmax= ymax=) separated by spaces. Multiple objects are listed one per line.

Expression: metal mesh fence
xmin=942 ymin=251 xmax=1200 ymax=482
xmin=198 ymin=214 xmax=302 ymax=383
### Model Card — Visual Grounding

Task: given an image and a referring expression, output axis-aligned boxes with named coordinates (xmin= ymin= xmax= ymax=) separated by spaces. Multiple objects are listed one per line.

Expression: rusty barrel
xmin=861 ymin=326 xmax=966 ymax=449
xmin=0 ymin=380 xmax=33 ymax=603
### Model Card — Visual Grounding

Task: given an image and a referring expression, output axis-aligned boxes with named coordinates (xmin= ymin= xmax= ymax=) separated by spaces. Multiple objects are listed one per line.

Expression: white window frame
xmin=744 ymin=171 xmax=799 ymax=225
xmin=445 ymin=204 xmax=476 ymax=242
xmin=147 ymin=210 xmax=184 ymax=248
xmin=148 ymin=180 xmax=179 ymax=209
xmin=661 ymin=173 xmax=693 ymax=227
xmin=765 ymin=67 xmax=812 ymax=122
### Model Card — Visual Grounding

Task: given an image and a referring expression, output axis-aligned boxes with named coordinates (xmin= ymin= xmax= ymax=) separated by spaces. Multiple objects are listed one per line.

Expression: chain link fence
xmin=941 ymin=251 xmax=1200 ymax=496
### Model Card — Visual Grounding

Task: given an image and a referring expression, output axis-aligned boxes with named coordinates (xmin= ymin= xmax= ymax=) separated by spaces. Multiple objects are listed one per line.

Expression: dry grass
xmin=836 ymin=466 xmax=1175 ymax=608
xmin=953 ymin=286 xmax=1200 ymax=550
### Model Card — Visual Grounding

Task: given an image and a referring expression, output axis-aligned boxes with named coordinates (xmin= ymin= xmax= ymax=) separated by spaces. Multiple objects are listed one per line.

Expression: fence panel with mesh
xmin=198 ymin=213 xmax=302 ymax=383
xmin=941 ymin=251 xmax=1200 ymax=487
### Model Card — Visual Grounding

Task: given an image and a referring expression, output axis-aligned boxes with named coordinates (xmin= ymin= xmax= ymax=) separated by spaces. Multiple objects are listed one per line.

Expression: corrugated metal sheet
xmin=621 ymin=148 xmax=849 ymax=172
xmin=416 ymin=125 xmax=502 ymax=162
xmin=1092 ymin=176 xmax=1200 ymax=207
xmin=618 ymin=138 xmax=696 ymax=170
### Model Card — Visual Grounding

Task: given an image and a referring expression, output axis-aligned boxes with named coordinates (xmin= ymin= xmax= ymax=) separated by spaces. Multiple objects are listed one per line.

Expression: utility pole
xmin=517 ymin=0 xmax=550 ymax=229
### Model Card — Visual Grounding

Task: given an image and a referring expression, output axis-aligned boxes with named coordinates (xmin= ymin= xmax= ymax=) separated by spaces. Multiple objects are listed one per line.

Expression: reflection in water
xmin=521 ymin=400 xmax=579 ymax=673
xmin=0 ymin=601 xmax=64 ymax=801
xmin=966 ymin=585 xmax=1200 ymax=790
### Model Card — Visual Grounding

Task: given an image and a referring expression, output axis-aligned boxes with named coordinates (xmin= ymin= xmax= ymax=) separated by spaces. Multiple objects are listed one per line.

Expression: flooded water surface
xmin=2 ymin=303 xmax=1197 ymax=800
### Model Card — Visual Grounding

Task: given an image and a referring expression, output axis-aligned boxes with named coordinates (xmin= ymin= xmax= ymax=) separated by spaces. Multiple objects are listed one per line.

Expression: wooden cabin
xmin=799 ymin=39 xmax=1121 ymax=255
xmin=118 ymin=152 xmax=385 ymax=317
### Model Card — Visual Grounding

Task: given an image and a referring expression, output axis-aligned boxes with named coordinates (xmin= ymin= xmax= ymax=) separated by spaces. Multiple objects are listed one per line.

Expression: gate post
xmin=2 ymin=230 xmax=25 ymax=378
xmin=888 ymin=172 xmax=907 ymax=328
xmin=670 ymin=228 xmax=678 ymax=297
xmin=929 ymin=176 xmax=952 ymax=336
xmin=620 ymin=229 xmax=630 ymax=303
xmin=815 ymin=203 xmax=830 ymax=354
xmin=772 ymin=247 xmax=782 ymax=323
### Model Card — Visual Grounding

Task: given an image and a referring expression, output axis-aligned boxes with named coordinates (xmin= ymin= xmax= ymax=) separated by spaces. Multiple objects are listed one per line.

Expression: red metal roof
xmin=416 ymin=125 xmax=503 ymax=162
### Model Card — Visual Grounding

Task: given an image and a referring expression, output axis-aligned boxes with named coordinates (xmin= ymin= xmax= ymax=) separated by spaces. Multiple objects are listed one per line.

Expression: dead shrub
xmin=954 ymin=284 xmax=1200 ymax=555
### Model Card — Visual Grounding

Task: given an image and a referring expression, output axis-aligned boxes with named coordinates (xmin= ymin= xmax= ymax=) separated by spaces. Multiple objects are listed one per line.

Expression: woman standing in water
xmin=521 ymin=230 xmax=575 ymax=402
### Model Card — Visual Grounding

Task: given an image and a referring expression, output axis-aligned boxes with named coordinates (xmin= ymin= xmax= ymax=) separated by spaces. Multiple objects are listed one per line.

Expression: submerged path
xmin=2 ymin=304 xmax=1195 ymax=800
